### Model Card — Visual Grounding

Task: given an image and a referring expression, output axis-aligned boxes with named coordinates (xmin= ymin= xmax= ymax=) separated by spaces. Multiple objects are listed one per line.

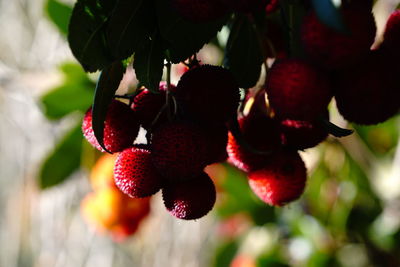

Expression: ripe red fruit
xmin=131 ymin=82 xmax=176 ymax=130
xmin=279 ymin=112 xmax=329 ymax=150
xmin=82 ymin=100 xmax=139 ymax=153
xmin=202 ymin=123 xmax=229 ymax=164
xmin=248 ymin=151 xmax=307 ymax=206
xmin=170 ymin=0 xmax=228 ymax=22
xmin=382 ymin=10 xmax=400 ymax=60
xmin=114 ymin=147 xmax=162 ymax=198
xmin=151 ymin=121 xmax=209 ymax=180
xmin=162 ymin=172 xmax=216 ymax=220
xmin=301 ymin=0 xmax=376 ymax=69
xmin=334 ymin=50 xmax=400 ymax=125
xmin=265 ymin=59 xmax=332 ymax=120
xmin=227 ymin=113 xmax=281 ymax=172
xmin=175 ymin=65 xmax=240 ymax=123
xmin=219 ymin=0 xmax=268 ymax=13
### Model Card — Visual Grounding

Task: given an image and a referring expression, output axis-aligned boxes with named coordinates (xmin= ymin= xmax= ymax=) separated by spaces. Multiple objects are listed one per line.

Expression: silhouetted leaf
xmin=155 ymin=0 xmax=229 ymax=63
xmin=45 ymin=0 xmax=72 ymax=35
xmin=133 ymin=33 xmax=165 ymax=93
xmin=68 ymin=0 xmax=117 ymax=72
xmin=224 ymin=15 xmax=263 ymax=89
xmin=106 ymin=0 xmax=156 ymax=60
xmin=39 ymin=123 xmax=83 ymax=189
xmin=92 ymin=61 xmax=125 ymax=152
xmin=41 ymin=63 xmax=94 ymax=120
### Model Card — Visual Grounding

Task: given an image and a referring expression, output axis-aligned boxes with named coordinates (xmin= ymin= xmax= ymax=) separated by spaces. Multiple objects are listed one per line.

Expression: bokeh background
xmin=1 ymin=0 xmax=400 ymax=266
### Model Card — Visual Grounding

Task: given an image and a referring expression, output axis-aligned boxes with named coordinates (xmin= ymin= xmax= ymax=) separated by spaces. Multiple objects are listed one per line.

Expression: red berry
xmin=279 ymin=112 xmax=329 ymax=150
xmin=82 ymin=100 xmax=139 ymax=153
xmin=162 ymin=172 xmax=216 ymax=220
xmin=301 ymin=0 xmax=376 ymax=69
xmin=114 ymin=147 xmax=162 ymax=198
xmin=170 ymin=0 xmax=228 ymax=22
xmin=227 ymin=113 xmax=281 ymax=172
xmin=203 ymin=123 xmax=229 ymax=164
xmin=265 ymin=59 xmax=332 ymax=120
xmin=248 ymin=151 xmax=307 ymax=206
xmin=265 ymin=0 xmax=279 ymax=14
xmin=334 ymin=50 xmax=400 ymax=125
xmin=175 ymin=65 xmax=240 ymax=123
xmin=151 ymin=121 xmax=209 ymax=180
xmin=382 ymin=10 xmax=400 ymax=60
xmin=131 ymin=82 xmax=175 ymax=130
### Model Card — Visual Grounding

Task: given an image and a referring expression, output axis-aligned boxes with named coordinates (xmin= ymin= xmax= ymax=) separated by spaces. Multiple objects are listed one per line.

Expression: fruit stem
xmin=166 ymin=61 xmax=172 ymax=120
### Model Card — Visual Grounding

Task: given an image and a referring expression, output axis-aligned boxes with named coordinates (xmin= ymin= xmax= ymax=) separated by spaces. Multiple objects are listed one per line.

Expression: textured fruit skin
xmin=248 ymin=151 xmax=307 ymax=206
xmin=227 ymin=113 xmax=281 ymax=172
xmin=220 ymin=0 xmax=268 ymax=13
xmin=334 ymin=50 xmax=400 ymax=125
xmin=301 ymin=0 xmax=376 ymax=69
xmin=175 ymin=65 xmax=240 ymax=123
xmin=114 ymin=147 xmax=162 ymax=198
xmin=279 ymin=112 xmax=329 ymax=150
xmin=162 ymin=172 xmax=216 ymax=220
xmin=82 ymin=100 xmax=139 ymax=153
xmin=170 ymin=0 xmax=228 ymax=22
xmin=265 ymin=59 xmax=332 ymax=120
xmin=131 ymin=82 xmax=175 ymax=130
xmin=151 ymin=121 xmax=209 ymax=180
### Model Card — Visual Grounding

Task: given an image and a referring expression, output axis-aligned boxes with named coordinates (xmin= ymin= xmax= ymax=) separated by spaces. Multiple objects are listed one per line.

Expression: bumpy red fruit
xmin=114 ymin=147 xmax=162 ymax=198
xmin=227 ymin=113 xmax=281 ymax=172
xmin=265 ymin=59 xmax=332 ymax=120
xmin=382 ymin=10 xmax=400 ymax=60
xmin=335 ymin=50 xmax=400 ymax=125
xmin=170 ymin=0 xmax=228 ymax=22
xmin=301 ymin=0 xmax=376 ymax=69
xmin=131 ymin=83 xmax=175 ymax=130
xmin=248 ymin=151 xmax=307 ymax=206
xmin=220 ymin=0 xmax=268 ymax=13
xmin=151 ymin=121 xmax=209 ymax=180
xmin=279 ymin=112 xmax=329 ymax=150
xmin=175 ymin=65 xmax=240 ymax=123
xmin=162 ymin=172 xmax=216 ymax=220
xmin=82 ymin=100 xmax=139 ymax=153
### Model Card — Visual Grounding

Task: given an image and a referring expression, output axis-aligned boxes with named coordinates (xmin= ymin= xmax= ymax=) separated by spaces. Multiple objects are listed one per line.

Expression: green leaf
xmin=224 ymin=15 xmax=264 ymax=89
xmin=212 ymin=241 xmax=239 ymax=267
xmin=92 ymin=61 xmax=125 ymax=152
xmin=45 ymin=0 xmax=73 ymax=35
xmin=155 ymin=0 xmax=229 ymax=63
xmin=68 ymin=0 xmax=117 ymax=72
xmin=106 ymin=0 xmax=156 ymax=60
xmin=311 ymin=0 xmax=346 ymax=32
xmin=41 ymin=63 xmax=95 ymax=120
xmin=133 ymin=33 xmax=165 ymax=93
xmin=39 ymin=123 xmax=83 ymax=189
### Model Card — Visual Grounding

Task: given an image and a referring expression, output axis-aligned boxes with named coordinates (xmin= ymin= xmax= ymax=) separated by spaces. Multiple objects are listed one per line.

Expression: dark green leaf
xmin=106 ymin=0 xmax=156 ymax=60
xmin=68 ymin=0 xmax=117 ymax=72
xmin=224 ymin=16 xmax=264 ymax=89
xmin=311 ymin=0 xmax=346 ymax=32
xmin=45 ymin=0 xmax=73 ymax=35
xmin=133 ymin=33 xmax=165 ymax=93
xmin=155 ymin=0 xmax=229 ymax=63
xmin=41 ymin=63 xmax=94 ymax=120
xmin=39 ymin=123 xmax=83 ymax=189
xmin=92 ymin=61 xmax=125 ymax=152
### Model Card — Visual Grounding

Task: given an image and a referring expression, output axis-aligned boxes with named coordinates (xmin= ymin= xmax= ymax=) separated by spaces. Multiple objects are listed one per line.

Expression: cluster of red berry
xmin=81 ymin=0 xmax=400 ymax=220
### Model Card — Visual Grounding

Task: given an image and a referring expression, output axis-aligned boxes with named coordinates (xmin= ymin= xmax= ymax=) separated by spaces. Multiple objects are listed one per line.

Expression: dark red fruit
xmin=248 ymin=151 xmax=307 ymax=206
xmin=162 ymin=172 xmax=216 ymax=220
xmin=82 ymin=100 xmax=139 ymax=153
xmin=131 ymin=82 xmax=175 ymax=130
xmin=170 ymin=0 xmax=228 ymax=22
xmin=220 ymin=0 xmax=268 ymax=13
xmin=382 ymin=10 xmax=400 ymax=60
xmin=279 ymin=112 xmax=329 ymax=150
xmin=265 ymin=59 xmax=332 ymax=120
xmin=265 ymin=0 xmax=279 ymax=13
xmin=114 ymin=147 xmax=162 ymax=198
xmin=335 ymin=50 xmax=400 ymax=125
xmin=301 ymin=0 xmax=376 ymax=69
xmin=151 ymin=121 xmax=209 ymax=180
xmin=175 ymin=65 xmax=240 ymax=123
xmin=203 ymin=123 xmax=229 ymax=164
xmin=227 ymin=112 xmax=281 ymax=172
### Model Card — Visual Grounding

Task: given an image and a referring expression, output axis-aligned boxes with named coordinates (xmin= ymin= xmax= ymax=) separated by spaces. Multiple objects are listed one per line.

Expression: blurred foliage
xmin=45 ymin=0 xmax=72 ymax=35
